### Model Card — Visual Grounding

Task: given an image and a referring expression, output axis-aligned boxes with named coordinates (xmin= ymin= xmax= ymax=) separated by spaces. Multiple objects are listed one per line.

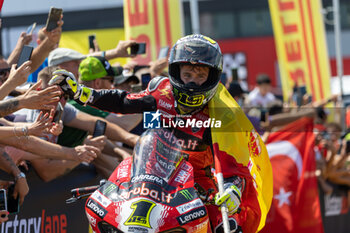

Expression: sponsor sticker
xmin=91 ymin=191 xmax=112 ymax=208
xmin=86 ymin=199 xmax=108 ymax=219
xmin=176 ymin=198 xmax=203 ymax=214
xmin=176 ymin=207 xmax=207 ymax=225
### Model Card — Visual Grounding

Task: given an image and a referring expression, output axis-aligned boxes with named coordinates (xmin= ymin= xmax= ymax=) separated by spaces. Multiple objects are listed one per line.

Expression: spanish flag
xmin=209 ymin=83 xmax=273 ymax=233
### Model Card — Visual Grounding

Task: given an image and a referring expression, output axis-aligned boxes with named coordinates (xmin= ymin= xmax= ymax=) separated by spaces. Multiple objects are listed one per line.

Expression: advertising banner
xmin=268 ymin=0 xmax=331 ymax=101
xmin=0 ymin=165 xmax=101 ymax=233
xmin=123 ymin=0 xmax=183 ymax=64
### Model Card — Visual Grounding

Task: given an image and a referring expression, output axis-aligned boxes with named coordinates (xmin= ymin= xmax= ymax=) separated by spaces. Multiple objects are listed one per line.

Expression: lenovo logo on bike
xmin=86 ymin=199 xmax=108 ymax=218
xmin=176 ymin=198 xmax=203 ymax=214
xmin=143 ymin=110 xmax=221 ymax=129
xmin=176 ymin=207 xmax=207 ymax=225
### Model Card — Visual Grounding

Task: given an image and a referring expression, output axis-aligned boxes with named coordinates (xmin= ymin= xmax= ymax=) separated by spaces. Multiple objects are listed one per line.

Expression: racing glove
xmin=214 ymin=183 xmax=242 ymax=215
xmin=48 ymin=69 xmax=93 ymax=105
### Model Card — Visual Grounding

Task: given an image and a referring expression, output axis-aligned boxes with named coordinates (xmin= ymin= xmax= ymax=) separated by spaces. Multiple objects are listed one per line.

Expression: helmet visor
xmin=171 ymin=41 xmax=223 ymax=71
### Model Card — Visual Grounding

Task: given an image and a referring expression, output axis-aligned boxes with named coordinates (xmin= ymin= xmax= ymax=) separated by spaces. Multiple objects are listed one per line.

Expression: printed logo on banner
xmin=86 ymin=199 xmax=108 ymax=218
xmin=0 ymin=210 xmax=67 ymax=233
xmin=91 ymin=191 xmax=112 ymax=208
xmin=176 ymin=207 xmax=207 ymax=225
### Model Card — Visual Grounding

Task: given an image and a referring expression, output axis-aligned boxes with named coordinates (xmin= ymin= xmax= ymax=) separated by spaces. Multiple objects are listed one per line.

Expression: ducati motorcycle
xmin=68 ymin=128 xmax=213 ymax=233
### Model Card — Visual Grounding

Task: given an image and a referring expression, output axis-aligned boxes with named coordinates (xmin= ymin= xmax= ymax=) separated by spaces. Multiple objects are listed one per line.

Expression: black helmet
xmin=168 ymin=34 xmax=223 ymax=113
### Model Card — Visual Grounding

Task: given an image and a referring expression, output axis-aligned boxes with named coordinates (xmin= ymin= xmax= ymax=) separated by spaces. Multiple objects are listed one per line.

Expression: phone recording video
xmin=260 ymin=109 xmax=267 ymax=122
xmin=141 ymin=73 xmax=151 ymax=90
xmin=130 ymin=43 xmax=146 ymax=55
xmin=158 ymin=46 xmax=169 ymax=59
xmin=0 ymin=189 xmax=7 ymax=212
xmin=93 ymin=120 xmax=107 ymax=138
xmin=7 ymin=184 xmax=19 ymax=214
xmin=17 ymin=45 xmax=33 ymax=68
xmin=88 ymin=34 xmax=96 ymax=50
xmin=53 ymin=102 xmax=63 ymax=123
xmin=45 ymin=7 xmax=63 ymax=32
xmin=26 ymin=22 xmax=37 ymax=35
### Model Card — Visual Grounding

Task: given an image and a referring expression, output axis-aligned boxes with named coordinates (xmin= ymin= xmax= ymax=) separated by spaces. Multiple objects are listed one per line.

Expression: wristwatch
xmin=15 ymin=172 xmax=26 ymax=181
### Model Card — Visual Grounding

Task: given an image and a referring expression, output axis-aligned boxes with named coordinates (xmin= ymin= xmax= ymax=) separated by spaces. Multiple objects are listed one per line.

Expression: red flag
xmin=260 ymin=117 xmax=324 ymax=233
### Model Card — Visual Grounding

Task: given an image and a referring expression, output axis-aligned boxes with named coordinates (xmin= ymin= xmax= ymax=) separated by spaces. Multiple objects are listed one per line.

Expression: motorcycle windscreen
xmin=131 ymin=128 xmax=187 ymax=183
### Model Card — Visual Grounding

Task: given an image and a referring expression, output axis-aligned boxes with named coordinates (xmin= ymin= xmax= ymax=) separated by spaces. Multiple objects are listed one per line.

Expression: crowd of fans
xmin=0 ymin=10 xmax=349 ymax=225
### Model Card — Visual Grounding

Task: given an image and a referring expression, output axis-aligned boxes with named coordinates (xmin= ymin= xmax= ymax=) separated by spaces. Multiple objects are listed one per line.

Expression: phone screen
xmin=93 ymin=120 xmax=107 ymax=137
xmin=53 ymin=102 xmax=63 ymax=123
xmin=130 ymin=43 xmax=146 ymax=55
xmin=0 ymin=189 xmax=7 ymax=212
xmin=88 ymin=35 xmax=96 ymax=50
xmin=26 ymin=22 xmax=37 ymax=35
xmin=17 ymin=45 xmax=33 ymax=68
xmin=45 ymin=7 xmax=63 ymax=32
xmin=158 ymin=46 xmax=169 ymax=59
xmin=141 ymin=73 xmax=151 ymax=90
xmin=7 ymin=184 xmax=19 ymax=214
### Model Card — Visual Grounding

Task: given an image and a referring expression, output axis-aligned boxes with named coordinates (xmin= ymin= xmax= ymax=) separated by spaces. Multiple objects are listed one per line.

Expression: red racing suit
xmin=87 ymin=76 xmax=244 ymax=232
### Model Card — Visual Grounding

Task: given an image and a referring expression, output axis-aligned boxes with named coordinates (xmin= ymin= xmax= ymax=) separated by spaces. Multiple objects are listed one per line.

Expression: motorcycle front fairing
xmin=85 ymin=129 xmax=211 ymax=233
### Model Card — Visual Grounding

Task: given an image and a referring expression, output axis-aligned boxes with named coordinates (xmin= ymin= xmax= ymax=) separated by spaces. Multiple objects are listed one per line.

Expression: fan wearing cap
xmin=113 ymin=72 xmax=139 ymax=92
xmin=78 ymin=56 xmax=116 ymax=89
xmin=50 ymin=34 xmax=251 ymax=232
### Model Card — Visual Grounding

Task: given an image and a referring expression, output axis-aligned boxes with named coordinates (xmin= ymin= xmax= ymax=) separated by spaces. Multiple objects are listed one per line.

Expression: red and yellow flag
xmin=209 ymin=84 xmax=273 ymax=233
xmin=123 ymin=0 xmax=183 ymax=64
xmin=268 ymin=0 xmax=331 ymax=101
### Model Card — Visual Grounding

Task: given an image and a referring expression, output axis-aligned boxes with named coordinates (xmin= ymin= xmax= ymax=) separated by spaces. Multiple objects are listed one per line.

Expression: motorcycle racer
xmin=50 ymin=34 xmax=267 ymax=233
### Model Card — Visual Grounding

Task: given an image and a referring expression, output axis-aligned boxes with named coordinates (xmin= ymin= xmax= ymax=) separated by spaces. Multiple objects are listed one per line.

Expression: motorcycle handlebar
xmin=71 ymin=185 xmax=100 ymax=197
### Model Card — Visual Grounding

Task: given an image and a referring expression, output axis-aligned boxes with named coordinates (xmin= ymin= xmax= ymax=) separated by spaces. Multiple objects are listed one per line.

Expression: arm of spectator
xmin=149 ymin=58 xmax=168 ymax=78
xmin=92 ymin=152 xmax=121 ymax=178
xmin=29 ymin=158 xmax=80 ymax=182
xmin=49 ymin=120 xmax=63 ymax=136
xmin=105 ymin=113 xmax=142 ymax=131
xmin=90 ymin=40 xmax=137 ymax=60
xmin=311 ymin=94 xmax=339 ymax=108
xmin=7 ymin=32 xmax=33 ymax=66
xmin=0 ymin=136 xmax=98 ymax=163
xmin=262 ymin=109 xmax=315 ymax=131
xmin=83 ymin=135 xmax=107 ymax=151
xmin=113 ymin=144 xmax=133 ymax=161
xmin=66 ymin=111 xmax=140 ymax=147
xmin=0 ymin=111 xmax=52 ymax=139
xmin=0 ymin=82 xmax=60 ymax=117
xmin=29 ymin=19 xmax=63 ymax=72
xmin=0 ymin=61 xmax=32 ymax=100
xmin=0 ymin=148 xmax=29 ymax=205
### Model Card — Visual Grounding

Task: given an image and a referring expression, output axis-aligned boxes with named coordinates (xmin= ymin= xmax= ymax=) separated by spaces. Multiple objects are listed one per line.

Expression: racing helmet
xmin=168 ymin=34 xmax=223 ymax=112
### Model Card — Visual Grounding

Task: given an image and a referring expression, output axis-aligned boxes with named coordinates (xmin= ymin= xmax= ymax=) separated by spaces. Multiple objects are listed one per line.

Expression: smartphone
xmin=158 ymin=46 xmax=169 ymax=59
xmin=130 ymin=43 xmax=146 ymax=55
xmin=0 ymin=189 xmax=7 ymax=212
xmin=45 ymin=7 xmax=63 ymax=32
xmin=53 ymin=102 xmax=63 ymax=123
xmin=26 ymin=22 xmax=37 ymax=35
xmin=17 ymin=45 xmax=33 ymax=68
xmin=260 ymin=109 xmax=267 ymax=122
xmin=93 ymin=120 xmax=107 ymax=137
xmin=7 ymin=184 xmax=19 ymax=214
xmin=141 ymin=73 xmax=151 ymax=90
xmin=346 ymin=140 xmax=350 ymax=154
xmin=88 ymin=34 xmax=96 ymax=50
xmin=231 ymin=68 xmax=238 ymax=82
